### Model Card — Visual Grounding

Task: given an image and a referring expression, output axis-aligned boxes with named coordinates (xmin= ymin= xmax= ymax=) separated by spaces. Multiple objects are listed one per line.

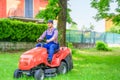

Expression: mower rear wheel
xmin=57 ymin=62 xmax=67 ymax=74
xmin=34 ymin=69 xmax=44 ymax=80
xmin=14 ymin=69 xmax=23 ymax=78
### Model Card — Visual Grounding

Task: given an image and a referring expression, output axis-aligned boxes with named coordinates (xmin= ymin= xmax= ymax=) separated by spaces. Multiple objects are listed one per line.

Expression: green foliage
xmin=96 ymin=41 xmax=112 ymax=51
xmin=36 ymin=0 xmax=60 ymax=21
xmin=67 ymin=42 xmax=74 ymax=48
xmin=0 ymin=19 xmax=47 ymax=42
xmin=69 ymin=23 xmax=78 ymax=30
xmin=35 ymin=0 xmax=74 ymax=24
xmin=91 ymin=0 xmax=111 ymax=20
xmin=91 ymin=0 xmax=120 ymax=24
xmin=110 ymin=25 xmax=120 ymax=34
xmin=36 ymin=0 xmax=60 ymax=22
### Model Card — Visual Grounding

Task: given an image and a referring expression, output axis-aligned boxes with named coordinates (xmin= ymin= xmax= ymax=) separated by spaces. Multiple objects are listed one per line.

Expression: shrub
xmin=96 ymin=41 xmax=112 ymax=51
xmin=67 ymin=42 xmax=74 ymax=48
xmin=0 ymin=18 xmax=47 ymax=42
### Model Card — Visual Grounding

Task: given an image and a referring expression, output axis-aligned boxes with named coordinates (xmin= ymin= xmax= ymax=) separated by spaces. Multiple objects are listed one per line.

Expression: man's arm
xmin=37 ymin=31 xmax=46 ymax=42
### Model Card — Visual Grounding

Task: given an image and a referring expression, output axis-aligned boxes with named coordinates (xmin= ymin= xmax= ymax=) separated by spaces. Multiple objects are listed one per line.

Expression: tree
xmin=91 ymin=0 xmax=120 ymax=24
xmin=81 ymin=23 xmax=94 ymax=31
xmin=36 ymin=0 xmax=74 ymax=46
xmin=81 ymin=25 xmax=87 ymax=31
xmin=58 ymin=0 xmax=67 ymax=46
xmin=110 ymin=25 xmax=120 ymax=33
xmin=69 ymin=23 xmax=78 ymax=30
xmin=89 ymin=23 xmax=95 ymax=31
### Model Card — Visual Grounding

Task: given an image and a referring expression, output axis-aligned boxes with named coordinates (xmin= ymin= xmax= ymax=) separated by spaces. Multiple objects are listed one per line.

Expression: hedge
xmin=0 ymin=19 xmax=47 ymax=42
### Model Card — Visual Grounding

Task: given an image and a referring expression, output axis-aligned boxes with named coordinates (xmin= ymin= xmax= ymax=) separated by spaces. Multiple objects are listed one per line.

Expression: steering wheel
xmin=37 ymin=42 xmax=46 ymax=47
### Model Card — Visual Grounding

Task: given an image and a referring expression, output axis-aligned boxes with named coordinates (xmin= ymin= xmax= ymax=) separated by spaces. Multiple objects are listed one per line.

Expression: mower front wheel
xmin=34 ymin=69 xmax=44 ymax=80
xmin=57 ymin=61 xmax=68 ymax=74
xmin=14 ymin=69 xmax=23 ymax=78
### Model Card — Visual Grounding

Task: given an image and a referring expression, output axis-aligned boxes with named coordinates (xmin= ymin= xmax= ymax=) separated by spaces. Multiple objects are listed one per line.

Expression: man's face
xmin=48 ymin=22 xmax=53 ymax=28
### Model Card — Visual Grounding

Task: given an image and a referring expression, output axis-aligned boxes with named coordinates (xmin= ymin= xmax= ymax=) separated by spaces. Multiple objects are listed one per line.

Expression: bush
xmin=96 ymin=41 xmax=112 ymax=51
xmin=67 ymin=42 xmax=74 ymax=48
xmin=0 ymin=18 xmax=47 ymax=42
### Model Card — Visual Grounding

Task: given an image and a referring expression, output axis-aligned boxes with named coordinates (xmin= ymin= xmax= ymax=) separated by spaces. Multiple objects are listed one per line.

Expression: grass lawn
xmin=0 ymin=47 xmax=120 ymax=80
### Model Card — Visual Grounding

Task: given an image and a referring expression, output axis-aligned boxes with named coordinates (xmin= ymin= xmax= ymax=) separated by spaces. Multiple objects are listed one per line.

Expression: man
xmin=36 ymin=20 xmax=59 ymax=63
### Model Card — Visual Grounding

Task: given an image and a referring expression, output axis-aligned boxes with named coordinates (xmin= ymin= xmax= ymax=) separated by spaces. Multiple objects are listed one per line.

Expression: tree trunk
xmin=57 ymin=0 xmax=67 ymax=46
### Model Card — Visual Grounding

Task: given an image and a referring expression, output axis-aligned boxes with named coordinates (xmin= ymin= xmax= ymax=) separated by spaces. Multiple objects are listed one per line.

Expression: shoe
xmin=47 ymin=58 xmax=51 ymax=64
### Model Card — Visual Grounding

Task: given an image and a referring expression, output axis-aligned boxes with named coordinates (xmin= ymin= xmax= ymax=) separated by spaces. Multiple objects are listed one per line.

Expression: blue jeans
xmin=36 ymin=42 xmax=59 ymax=61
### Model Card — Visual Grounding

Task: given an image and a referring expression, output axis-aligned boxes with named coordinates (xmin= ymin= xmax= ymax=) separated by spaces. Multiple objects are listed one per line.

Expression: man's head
xmin=48 ymin=20 xmax=53 ymax=28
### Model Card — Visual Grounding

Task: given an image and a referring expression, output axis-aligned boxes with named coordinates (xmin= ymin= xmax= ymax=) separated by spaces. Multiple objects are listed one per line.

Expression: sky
xmin=68 ymin=0 xmax=105 ymax=32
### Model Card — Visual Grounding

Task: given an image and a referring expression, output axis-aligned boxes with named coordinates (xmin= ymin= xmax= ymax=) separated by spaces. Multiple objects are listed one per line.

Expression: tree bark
xmin=58 ymin=0 xmax=67 ymax=46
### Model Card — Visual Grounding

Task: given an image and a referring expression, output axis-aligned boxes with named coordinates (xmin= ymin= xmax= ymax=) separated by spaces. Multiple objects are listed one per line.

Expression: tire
xmin=57 ymin=62 xmax=67 ymax=74
xmin=65 ymin=54 xmax=73 ymax=71
xmin=14 ymin=69 xmax=23 ymax=78
xmin=34 ymin=69 xmax=44 ymax=80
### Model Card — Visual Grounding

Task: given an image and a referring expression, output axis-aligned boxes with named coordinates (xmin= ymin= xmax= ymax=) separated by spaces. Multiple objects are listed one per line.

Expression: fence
xmin=66 ymin=30 xmax=120 ymax=44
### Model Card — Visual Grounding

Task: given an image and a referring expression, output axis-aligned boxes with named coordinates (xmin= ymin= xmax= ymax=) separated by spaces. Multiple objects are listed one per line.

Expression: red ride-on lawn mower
xmin=13 ymin=43 xmax=73 ymax=80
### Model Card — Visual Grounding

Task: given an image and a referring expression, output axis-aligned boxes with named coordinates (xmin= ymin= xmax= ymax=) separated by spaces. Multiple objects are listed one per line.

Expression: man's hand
xmin=37 ymin=39 xmax=41 ymax=42
xmin=46 ymin=40 xmax=51 ymax=43
xmin=46 ymin=37 xmax=55 ymax=43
